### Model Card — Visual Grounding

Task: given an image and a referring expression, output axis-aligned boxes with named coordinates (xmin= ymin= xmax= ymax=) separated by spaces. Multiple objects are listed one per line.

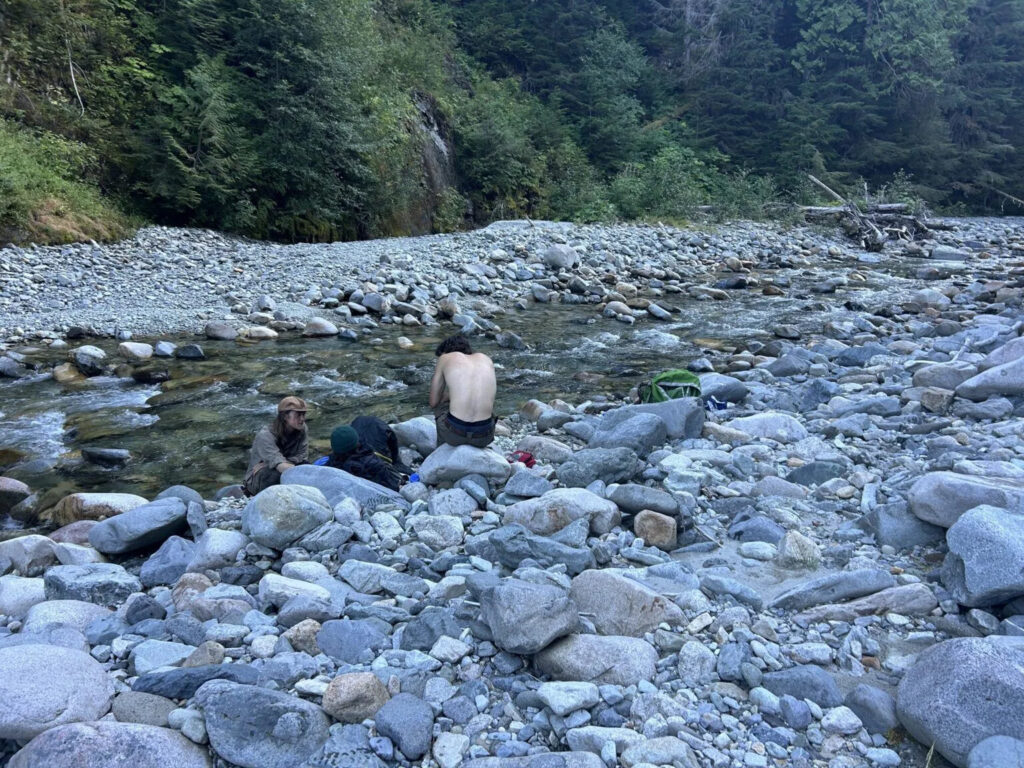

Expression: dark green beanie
xmin=330 ymin=426 xmax=359 ymax=455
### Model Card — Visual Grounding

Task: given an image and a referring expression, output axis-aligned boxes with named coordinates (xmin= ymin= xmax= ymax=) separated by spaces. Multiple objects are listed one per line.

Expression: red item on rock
xmin=506 ymin=450 xmax=536 ymax=468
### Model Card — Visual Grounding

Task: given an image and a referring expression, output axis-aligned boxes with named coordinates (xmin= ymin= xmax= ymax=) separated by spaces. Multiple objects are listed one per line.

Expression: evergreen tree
xmin=133 ymin=0 xmax=384 ymax=239
xmin=947 ymin=0 xmax=1024 ymax=208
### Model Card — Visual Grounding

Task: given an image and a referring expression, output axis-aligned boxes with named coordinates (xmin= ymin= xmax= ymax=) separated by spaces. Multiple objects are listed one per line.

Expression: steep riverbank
xmin=0 ymin=218 xmax=1023 ymax=768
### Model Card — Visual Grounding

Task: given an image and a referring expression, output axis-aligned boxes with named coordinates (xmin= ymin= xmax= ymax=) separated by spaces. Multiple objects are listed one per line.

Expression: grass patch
xmin=0 ymin=119 xmax=135 ymax=245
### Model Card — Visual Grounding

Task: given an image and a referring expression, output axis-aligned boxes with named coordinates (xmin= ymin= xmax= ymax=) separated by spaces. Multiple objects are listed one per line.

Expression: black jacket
xmin=326 ymin=448 xmax=402 ymax=491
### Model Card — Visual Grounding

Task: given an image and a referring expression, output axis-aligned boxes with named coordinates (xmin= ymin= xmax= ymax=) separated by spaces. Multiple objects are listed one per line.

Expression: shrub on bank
xmin=0 ymin=120 xmax=133 ymax=245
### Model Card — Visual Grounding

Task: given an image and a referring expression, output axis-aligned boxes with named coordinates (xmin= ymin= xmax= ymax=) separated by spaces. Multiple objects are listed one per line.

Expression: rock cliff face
xmin=415 ymin=93 xmax=458 ymax=230
xmin=380 ymin=93 xmax=458 ymax=236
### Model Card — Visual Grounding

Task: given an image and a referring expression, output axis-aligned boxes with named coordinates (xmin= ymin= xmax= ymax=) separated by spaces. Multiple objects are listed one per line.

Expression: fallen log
xmin=806 ymin=175 xmax=886 ymax=251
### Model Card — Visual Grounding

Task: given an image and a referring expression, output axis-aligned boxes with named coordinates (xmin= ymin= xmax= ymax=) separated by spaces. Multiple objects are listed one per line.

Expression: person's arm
xmin=253 ymin=429 xmax=291 ymax=473
xmin=429 ymin=357 xmax=447 ymax=409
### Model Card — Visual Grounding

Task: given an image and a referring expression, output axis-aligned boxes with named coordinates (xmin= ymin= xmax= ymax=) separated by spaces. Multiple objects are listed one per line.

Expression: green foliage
xmin=610 ymin=146 xmax=709 ymax=221
xmin=0 ymin=119 xmax=132 ymax=243
xmin=543 ymin=140 xmax=615 ymax=223
xmin=433 ymin=188 xmax=468 ymax=232
xmin=452 ymin=78 xmax=545 ymax=220
xmin=1 ymin=0 xmax=1022 ymax=242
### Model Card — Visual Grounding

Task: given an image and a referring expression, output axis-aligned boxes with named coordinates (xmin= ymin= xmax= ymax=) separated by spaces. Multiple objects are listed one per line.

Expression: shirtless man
xmin=429 ymin=334 xmax=497 ymax=448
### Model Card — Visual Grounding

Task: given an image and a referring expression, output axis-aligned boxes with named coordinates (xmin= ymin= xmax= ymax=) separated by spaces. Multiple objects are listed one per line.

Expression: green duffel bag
xmin=638 ymin=369 xmax=702 ymax=403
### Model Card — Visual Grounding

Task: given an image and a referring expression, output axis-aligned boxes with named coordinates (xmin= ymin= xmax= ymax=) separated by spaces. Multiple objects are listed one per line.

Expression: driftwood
xmin=806 ymin=174 xmax=887 ymax=251
xmin=797 ymin=176 xmax=950 ymax=247
xmin=979 ymin=184 xmax=1024 ymax=211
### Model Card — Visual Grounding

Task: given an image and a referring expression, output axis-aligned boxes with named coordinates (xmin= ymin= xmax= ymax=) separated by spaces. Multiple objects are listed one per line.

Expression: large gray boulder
xmin=912 ymin=361 xmax=978 ymax=390
xmin=569 ymin=570 xmax=682 ymax=636
xmin=535 ymin=635 xmax=658 ymax=686
xmin=859 ymin=501 xmax=944 ymax=549
xmin=88 ymin=497 xmax=188 ymax=554
xmin=0 ymin=534 xmax=57 ymax=576
xmin=979 ymin=336 xmax=1024 ymax=371
xmin=543 ymin=244 xmax=579 ymax=269
xmin=0 ymin=644 xmax=114 ymax=740
xmin=391 ymin=416 xmax=437 ymax=455
xmin=241 ymin=484 xmax=333 ymax=550
xmin=698 ymin=373 xmax=749 ymax=403
xmin=942 ymin=505 xmax=1024 ymax=607
xmin=897 ymin=637 xmax=1024 ymax=767
xmin=956 ymin=356 xmax=1024 ymax=401
xmin=588 ymin=413 xmax=668 ymax=458
xmin=908 ymin=472 xmax=1024 ymax=528
xmin=24 ymin=599 xmax=111 ymax=633
xmin=69 ymin=345 xmax=107 ymax=376
xmin=418 ymin=444 xmax=511 ymax=486
xmin=44 ymin=563 xmax=142 ymax=607
xmin=0 ymin=476 xmax=31 ymax=516
xmin=195 ymin=680 xmax=329 ymax=768
xmin=0 ymin=575 xmax=46 ymax=618
xmin=479 ymin=579 xmax=579 ymax=655
xmin=556 ymin=448 xmax=640 ymax=488
xmin=503 ymin=488 xmax=620 ymax=536
xmin=762 ymin=665 xmax=842 ymax=708
xmin=8 ymin=722 xmax=211 ymax=768
xmin=282 ymin=465 xmax=408 ymax=512
xmin=595 ymin=398 xmax=705 ymax=440
xmin=187 ymin=528 xmax=249 ymax=572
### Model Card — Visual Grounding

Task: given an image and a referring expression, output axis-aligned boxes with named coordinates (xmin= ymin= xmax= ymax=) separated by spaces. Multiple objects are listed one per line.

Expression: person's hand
xmin=276 ymin=461 xmax=295 ymax=473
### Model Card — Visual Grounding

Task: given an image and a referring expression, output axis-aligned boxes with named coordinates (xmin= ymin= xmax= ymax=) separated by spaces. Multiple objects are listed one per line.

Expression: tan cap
xmin=277 ymin=396 xmax=308 ymax=413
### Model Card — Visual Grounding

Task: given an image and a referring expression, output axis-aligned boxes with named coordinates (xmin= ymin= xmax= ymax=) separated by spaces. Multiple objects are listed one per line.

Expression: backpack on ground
xmin=350 ymin=415 xmax=411 ymax=474
xmin=638 ymin=369 xmax=702 ymax=403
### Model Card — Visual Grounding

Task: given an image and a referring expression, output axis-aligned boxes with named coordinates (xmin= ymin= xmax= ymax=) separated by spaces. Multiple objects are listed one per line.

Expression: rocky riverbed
xmin=0 ymin=218 xmax=1023 ymax=768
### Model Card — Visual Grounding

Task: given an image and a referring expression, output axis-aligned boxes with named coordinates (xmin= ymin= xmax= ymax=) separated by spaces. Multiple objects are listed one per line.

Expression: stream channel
xmin=0 ymin=255 xmax=922 ymax=520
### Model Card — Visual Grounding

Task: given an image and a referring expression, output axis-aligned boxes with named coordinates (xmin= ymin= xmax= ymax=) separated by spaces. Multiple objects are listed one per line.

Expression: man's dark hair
xmin=435 ymin=334 xmax=473 ymax=357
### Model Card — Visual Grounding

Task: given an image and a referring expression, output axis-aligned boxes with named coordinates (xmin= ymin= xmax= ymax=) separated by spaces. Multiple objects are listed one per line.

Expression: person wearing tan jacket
xmin=244 ymin=396 xmax=309 ymax=496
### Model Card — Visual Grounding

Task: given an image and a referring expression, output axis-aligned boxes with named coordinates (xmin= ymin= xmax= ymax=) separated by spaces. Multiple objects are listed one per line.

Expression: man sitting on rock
xmin=429 ymin=334 xmax=497 ymax=448
xmin=243 ymin=396 xmax=309 ymax=496
xmin=323 ymin=425 xmax=404 ymax=491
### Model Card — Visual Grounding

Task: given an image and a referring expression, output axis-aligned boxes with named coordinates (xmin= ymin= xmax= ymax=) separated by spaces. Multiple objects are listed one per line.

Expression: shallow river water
xmin=0 ymin=256 xmax=923 ymax=514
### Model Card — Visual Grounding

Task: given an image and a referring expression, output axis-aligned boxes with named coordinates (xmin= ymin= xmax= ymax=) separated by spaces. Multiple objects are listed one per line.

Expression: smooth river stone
xmin=47 ymin=493 xmax=149 ymax=527
xmin=569 ymin=570 xmax=682 ymax=636
xmin=9 ymin=722 xmax=211 ymax=768
xmin=534 ymin=635 xmax=658 ymax=686
xmin=0 ymin=645 xmax=114 ymax=740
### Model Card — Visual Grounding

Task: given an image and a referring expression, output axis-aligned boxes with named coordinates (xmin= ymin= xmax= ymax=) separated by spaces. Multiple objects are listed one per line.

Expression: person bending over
xmin=429 ymin=334 xmax=496 ymax=448
xmin=325 ymin=425 xmax=403 ymax=491
xmin=244 ymin=396 xmax=309 ymax=496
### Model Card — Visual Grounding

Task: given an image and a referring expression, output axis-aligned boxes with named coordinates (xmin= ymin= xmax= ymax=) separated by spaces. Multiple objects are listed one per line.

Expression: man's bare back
xmin=430 ymin=351 xmax=496 ymax=422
